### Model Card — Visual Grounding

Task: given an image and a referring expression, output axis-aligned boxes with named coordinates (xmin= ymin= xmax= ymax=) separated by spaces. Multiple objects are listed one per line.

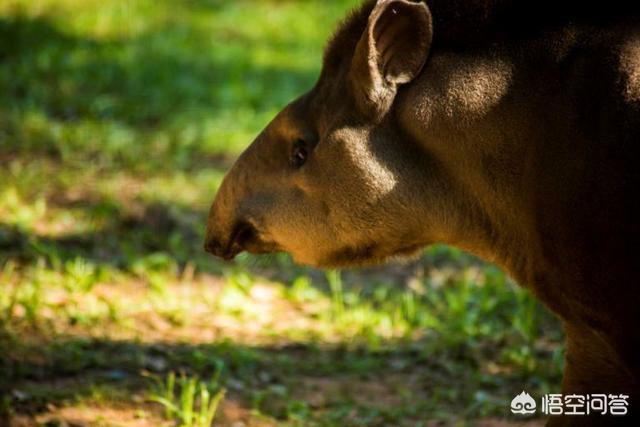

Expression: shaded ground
xmin=1 ymin=259 xmax=561 ymax=425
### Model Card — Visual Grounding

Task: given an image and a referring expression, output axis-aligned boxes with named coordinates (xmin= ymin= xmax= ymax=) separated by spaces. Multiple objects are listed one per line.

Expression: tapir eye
xmin=290 ymin=139 xmax=308 ymax=168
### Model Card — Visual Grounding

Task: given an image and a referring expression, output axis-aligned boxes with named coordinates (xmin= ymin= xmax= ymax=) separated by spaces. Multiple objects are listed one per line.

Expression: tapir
xmin=205 ymin=0 xmax=640 ymax=424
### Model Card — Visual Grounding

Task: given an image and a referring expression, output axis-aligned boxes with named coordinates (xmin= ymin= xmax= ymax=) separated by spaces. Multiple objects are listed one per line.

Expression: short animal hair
xmin=322 ymin=0 xmax=376 ymax=77
xmin=321 ymin=0 xmax=640 ymax=72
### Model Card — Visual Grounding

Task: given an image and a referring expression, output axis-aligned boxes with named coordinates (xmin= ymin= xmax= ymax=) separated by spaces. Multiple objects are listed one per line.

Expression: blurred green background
xmin=0 ymin=0 xmax=562 ymax=426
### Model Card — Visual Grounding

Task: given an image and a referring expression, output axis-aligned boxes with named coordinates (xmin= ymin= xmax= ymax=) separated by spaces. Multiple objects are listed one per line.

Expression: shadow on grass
xmin=0 ymin=13 xmax=318 ymax=171
xmin=0 ymin=204 xmax=563 ymax=422
xmin=0 ymin=330 xmax=556 ymax=424
xmin=0 ymin=199 xmax=227 ymax=275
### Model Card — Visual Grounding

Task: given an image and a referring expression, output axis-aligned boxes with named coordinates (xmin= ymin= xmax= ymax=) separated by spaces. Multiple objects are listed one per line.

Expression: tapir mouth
xmin=205 ymin=221 xmax=280 ymax=261
xmin=226 ymin=221 xmax=256 ymax=258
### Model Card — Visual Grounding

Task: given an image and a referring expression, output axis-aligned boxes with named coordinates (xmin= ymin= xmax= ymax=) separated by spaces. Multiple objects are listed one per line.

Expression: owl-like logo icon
xmin=511 ymin=391 xmax=537 ymax=415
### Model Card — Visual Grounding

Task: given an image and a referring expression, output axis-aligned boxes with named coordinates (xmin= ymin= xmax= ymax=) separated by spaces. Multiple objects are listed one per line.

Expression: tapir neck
xmin=397 ymin=30 xmax=640 ymax=328
xmin=396 ymin=49 xmax=543 ymax=286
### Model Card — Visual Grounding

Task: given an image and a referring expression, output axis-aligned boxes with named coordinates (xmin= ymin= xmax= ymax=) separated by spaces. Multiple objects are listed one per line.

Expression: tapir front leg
xmin=545 ymin=323 xmax=639 ymax=426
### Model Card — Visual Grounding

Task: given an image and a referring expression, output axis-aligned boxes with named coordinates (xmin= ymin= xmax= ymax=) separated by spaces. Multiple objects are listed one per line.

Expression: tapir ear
xmin=350 ymin=0 xmax=433 ymax=118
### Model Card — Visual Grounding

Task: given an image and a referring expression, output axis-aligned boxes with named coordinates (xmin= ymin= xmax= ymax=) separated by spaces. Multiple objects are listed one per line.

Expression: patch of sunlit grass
xmin=150 ymin=370 xmax=226 ymax=427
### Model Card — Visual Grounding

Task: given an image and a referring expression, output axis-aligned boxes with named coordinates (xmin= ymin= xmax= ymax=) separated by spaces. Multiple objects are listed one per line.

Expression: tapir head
xmin=205 ymin=0 xmax=445 ymax=267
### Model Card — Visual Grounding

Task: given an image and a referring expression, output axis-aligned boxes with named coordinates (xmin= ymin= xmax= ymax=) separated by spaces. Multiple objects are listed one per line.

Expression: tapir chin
xmin=205 ymin=1 xmax=640 ymax=424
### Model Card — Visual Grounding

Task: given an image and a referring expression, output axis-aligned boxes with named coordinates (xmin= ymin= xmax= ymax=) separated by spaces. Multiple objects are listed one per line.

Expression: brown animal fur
xmin=205 ymin=1 xmax=640 ymax=424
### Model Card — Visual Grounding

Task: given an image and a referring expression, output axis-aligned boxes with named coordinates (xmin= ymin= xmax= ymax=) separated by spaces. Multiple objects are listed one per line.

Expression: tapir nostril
xmin=232 ymin=221 xmax=256 ymax=246
xmin=204 ymin=222 xmax=256 ymax=260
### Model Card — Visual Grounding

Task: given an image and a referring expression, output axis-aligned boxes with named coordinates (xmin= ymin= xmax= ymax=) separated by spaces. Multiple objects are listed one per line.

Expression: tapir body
xmin=205 ymin=1 xmax=640 ymax=424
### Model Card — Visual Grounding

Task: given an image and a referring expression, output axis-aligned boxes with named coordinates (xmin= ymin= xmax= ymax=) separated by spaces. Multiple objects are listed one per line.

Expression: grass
xmin=149 ymin=371 xmax=226 ymax=427
xmin=1 ymin=0 xmax=563 ymax=426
